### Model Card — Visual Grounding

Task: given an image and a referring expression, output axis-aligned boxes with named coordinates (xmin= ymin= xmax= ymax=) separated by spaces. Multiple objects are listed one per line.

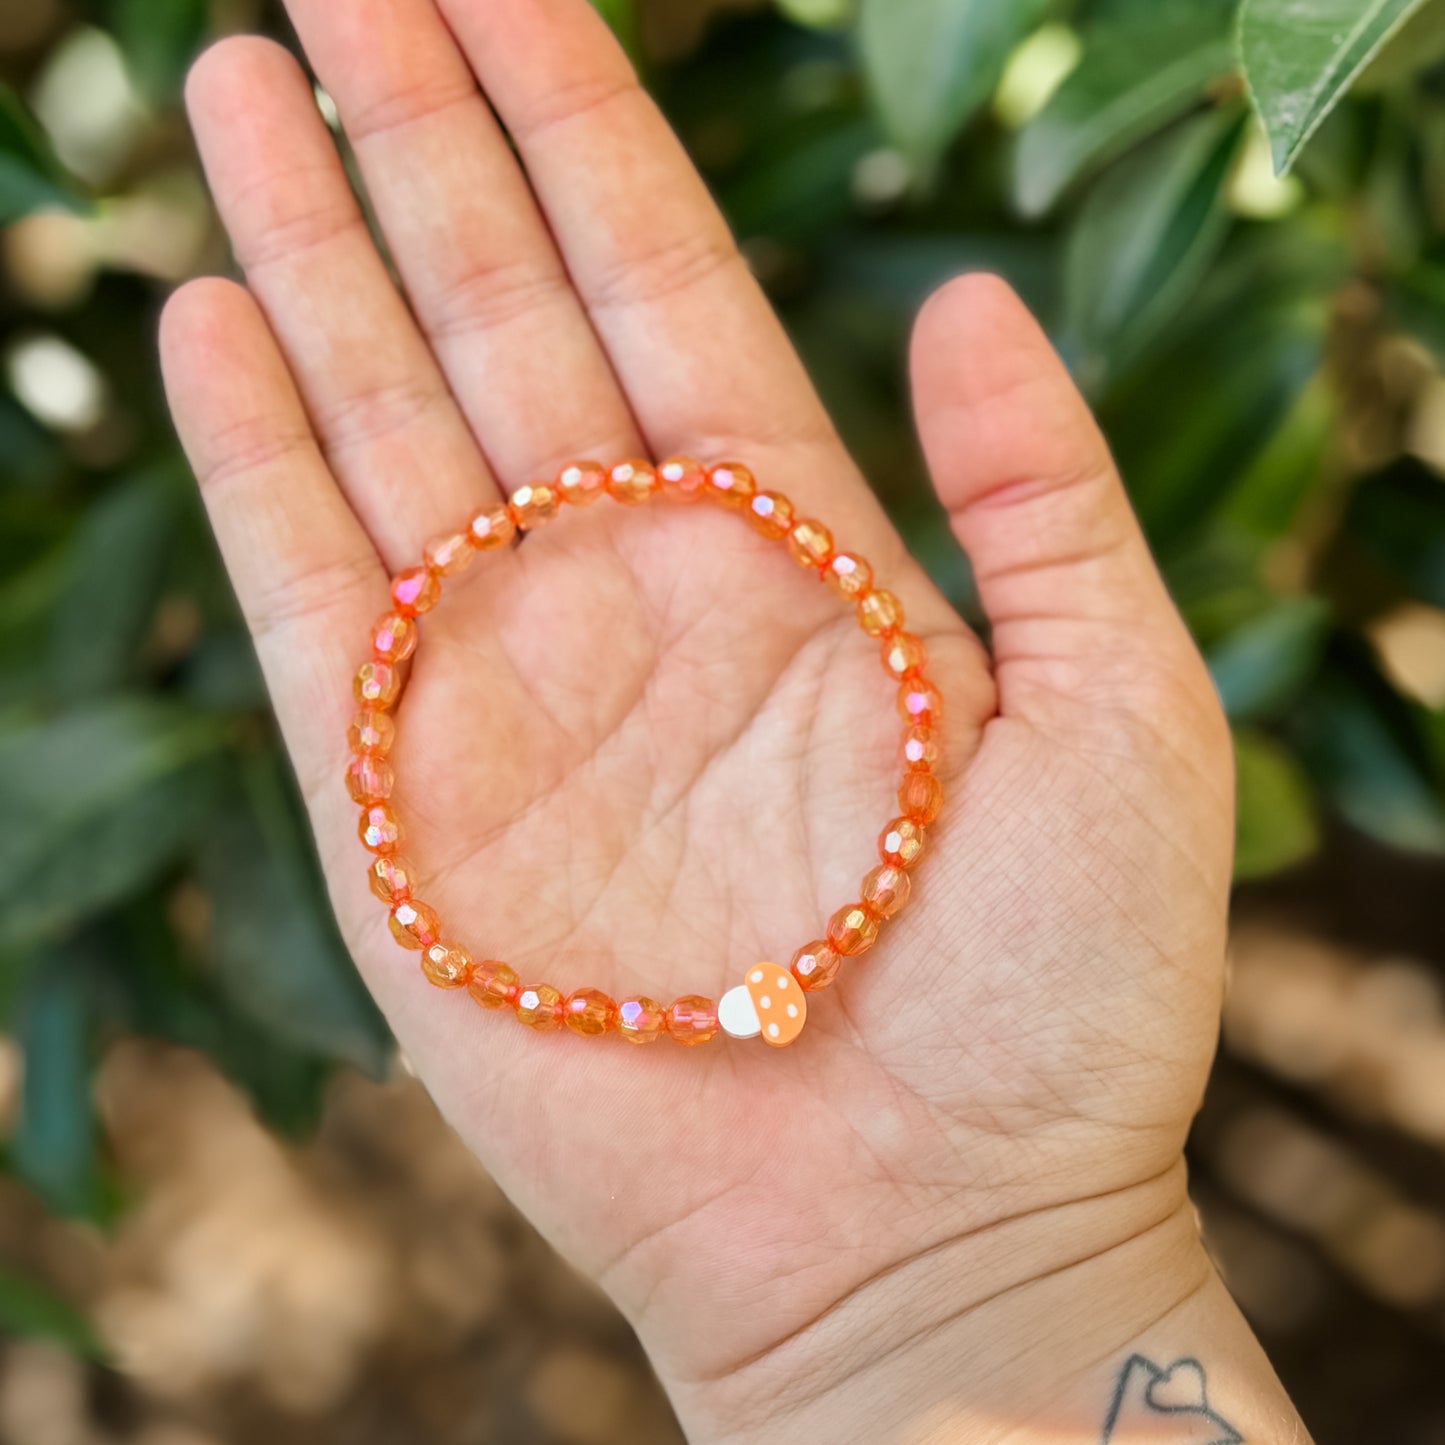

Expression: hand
xmin=160 ymin=3 xmax=1267 ymax=1440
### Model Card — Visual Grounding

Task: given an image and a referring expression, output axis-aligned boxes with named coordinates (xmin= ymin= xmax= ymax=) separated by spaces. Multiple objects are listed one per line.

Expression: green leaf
xmin=0 ymin=699 xmax=230 ymax=949
xmin=200 ymin=754 xmax=390 ymax=1077
xmin=48 ymin=467 xmax=183 ymax=703
xmin=1233 ymin=729 xmax=1319 ymax=879
xmin=0 ymin=85 xmax=88 ymax=222
xmin=1344 ymin=457 xmax=1445 ymax=611
xmin=114 ymin=0 xmax=210 ymax=105
xmin=1207 ymin=597 xmax=1331 ymax=722
xmin=859 ymin=0 xmax=1052 ymax=175
xmin=778 ymin=0 xmax=854 ymax=26
xmin=1064 ymin=107 xmax=1245 ymax=383
xmin=1012 ymin=9 xmax=1235 ymax=216
xmin=1294 ymin=652 xmax=1445 ymax=854
xmin=10 ymin=955 xmax=99 ymax=1218
xmin=1238 ymin=0 xmax=1434 ymax=175
xmin=0 ymin=1268 xmax=103 ymax=1357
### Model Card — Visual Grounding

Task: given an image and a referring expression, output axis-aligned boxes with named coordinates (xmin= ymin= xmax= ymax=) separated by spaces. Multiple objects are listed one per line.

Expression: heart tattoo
xmin=1101 ymin=1355 xmax=1244 ymax=1444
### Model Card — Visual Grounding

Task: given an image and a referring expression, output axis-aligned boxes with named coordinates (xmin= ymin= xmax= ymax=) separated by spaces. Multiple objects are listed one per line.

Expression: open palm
xmin=161 ymin=1 xmax=1236 ymax=1437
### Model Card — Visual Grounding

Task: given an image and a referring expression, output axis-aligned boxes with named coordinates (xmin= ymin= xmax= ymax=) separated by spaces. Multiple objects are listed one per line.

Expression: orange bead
xmin=371 ymin=612 xmax=417 ymax=664
xmin=389 ymin=898 xmax=440 ymax=950
xmin=898 ymin=677 xmax=942 ymax=728
xmin=883 ymin=631 xmax=928 ymax=679
xmin=827 ymin=904 xmax=878 ymax=957
xmin=358 ymin=803 xmax=402 ymax=854
xmin=354 ymin=660 xmax=400 ymax=709
xmin=747 ymin=490 xmax=794 ymax=540
xmin=564 ymin=988 xmax=618 ymax=1036
xmin=858 ymin=589 xmax=904 ymax=637
xmin=424 ymin=530 xmax=475 ymax=578
xmin=901 ymin=725 xmax=940 ymax=772
xmin=345 ymin=753 xmax=394 ymax=803
xmin=468 ymin=504 xmax=517 ymax=551
xmin=509 ymin=483 xmax=561 ymax=530
xmin=706 ymin=462 xmax=756 ymax=509
xmin=391 ymin=567 xmax=440 ymax=616
xmin=666 ymin=995 xmax=719 ymax=1045
xmin=421 ymin=940 xmax=473 ymax=988
xmin=787 ymin=519 xmax=833 ymax=570
xmin=898 ymin=771 xmax=944 ymax=824
xmin=658 ymin=455 xmax=708 ymax=503
xmin=825 ymin=553 xmax=872 ymax=600
xmin=368 ymin=854 xmax=416 ymax=905
xmin=879 ymin=817 xmax=926 ymax=869
xmin=617 ymin=996 xmax=667 ymax=1044
xmin=468 ymin=960 xmax=519 ymax=1010
xmin=557 ymin=459 xmax=607 ymax=506
xmin=790 ymin=941 xmax=842 ymax=992
xmin=606 ymin=459 xmax=659 ymax=506
xmin=861 ymin=864 xmax=910 ymax=919
xmin=516 ymin=983 xmax=563 ymax=1029
xmin=348 ymin=710 xmax=395 ymax=755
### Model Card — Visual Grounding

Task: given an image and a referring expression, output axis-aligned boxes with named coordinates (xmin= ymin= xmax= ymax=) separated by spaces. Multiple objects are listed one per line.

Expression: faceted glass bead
xmin=879 ymin=817 xmax=926 ymax=869
xmin=424 ymin=530 xmax=475 ymax=578
xmin=898 ymin=677 xmax=943 ymax=728
xmin=516 ymin=983 xmax=564 ymax=1029
xmin=901 ymin=725 xmax=941 ymax=772
xmin=391 ymin=567 xmax=440 ymax=616
xmin=787 ymin=519 xmax=833 ymax=570
xmin=825 ymin=553 xmax=873 ymax=600
xmin=606 ymin=459 xmax=658 ymax=506
xmin=368 ymin=854 xmax=416 ymax=905
xmin=468 ymin=960 xmax=520 ymax=1010
xmin=861 ymin=864 xmax=910 ymax=919
xmin=558 ymin=460 xmax=608 ymax=506
xmin=510 ymin=483 xmax=560 ymax=530
xmin=421 ymin=940 xmax=473 ymax=989
xmin=617 ymin=996 xmax=666 ymax=1044
xmin=468 ymin=504 xmax=516 ymax=551
xmin=359 ymin=803 xmax=402 ymax=853
xmin=354 ymin=660 xmax=400 ymax=709
xmin=667 ymin=995 xmax=719 ymax=1045
xmin=790 ymin=941 xmax=842 ymax=992
xmin=827 ymin=904 xmax=878 ymax=957
xmin=659 ymin=455 xmax=708 ymax=503
xmin=348 ymin=710 xmax=395 ymax=755
xmin=564 ymin=988 xmax=619 ymax=1036
xmin=390 ymin=898 xmax=440 ymax=950
xmin=707 ymin=462 xmax=756 ymax=509
xmin=858 ymin=589 xmax=904 ymax=637
xmin=898 ymin=771 xmax=945 ymax=824
xmin=883 ymin=632 xmax=929 ymax=680
xmin=345 ymin=753 xmax=394 ymax=804
xmin=747 ymin=490 xmax=794 ymax=540
xmin=371 ymin=612 xmax=417 ymax=664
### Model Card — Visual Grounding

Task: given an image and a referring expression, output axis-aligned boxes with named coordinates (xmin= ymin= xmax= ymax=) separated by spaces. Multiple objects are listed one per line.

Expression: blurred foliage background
xmin=1 ymin=0 xmax=1444 ymax=1440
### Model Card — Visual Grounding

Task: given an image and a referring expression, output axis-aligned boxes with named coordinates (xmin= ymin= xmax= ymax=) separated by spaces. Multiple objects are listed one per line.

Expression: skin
xmin=159 ymin=2 xmax=1311 ymax=1439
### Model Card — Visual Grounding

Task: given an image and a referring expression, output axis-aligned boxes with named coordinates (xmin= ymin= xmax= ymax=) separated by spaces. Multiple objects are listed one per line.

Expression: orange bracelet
xmin=347 ymin=458 xmax=944 ymax=1049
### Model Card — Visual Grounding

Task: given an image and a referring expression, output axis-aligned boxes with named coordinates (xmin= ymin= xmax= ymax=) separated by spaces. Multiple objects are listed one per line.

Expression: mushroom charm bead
xmin=719 ymin=963 xmax=807 ymax=1047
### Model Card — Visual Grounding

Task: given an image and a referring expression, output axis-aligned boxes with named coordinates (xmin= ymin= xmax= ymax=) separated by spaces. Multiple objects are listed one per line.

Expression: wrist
xmin=655 ymin=1161 xmax=1302 ymax=1444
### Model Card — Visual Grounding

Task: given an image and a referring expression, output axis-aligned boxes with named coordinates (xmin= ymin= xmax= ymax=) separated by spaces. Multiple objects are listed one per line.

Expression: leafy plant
xmin=0 ymin=0 xmax=1443 ymax=1367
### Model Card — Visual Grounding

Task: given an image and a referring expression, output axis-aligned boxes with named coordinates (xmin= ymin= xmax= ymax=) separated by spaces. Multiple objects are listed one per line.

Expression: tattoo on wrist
xmin=1101 ymin=1356 xmax=1242 ymax=1444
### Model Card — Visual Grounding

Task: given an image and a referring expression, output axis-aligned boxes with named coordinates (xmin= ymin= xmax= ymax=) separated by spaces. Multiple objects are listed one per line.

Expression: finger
xmin=434 ymin=0 xmax=894 ymax=545
xmin=185 ymin=37 xmax=500 ymax=566
xmin=159 ymin=277 xmax=385 ymax=807
xmin=910 ymin=275 xmax=1209 ymax=723
xmin=279 ymin=0 xmax=644 ymax=485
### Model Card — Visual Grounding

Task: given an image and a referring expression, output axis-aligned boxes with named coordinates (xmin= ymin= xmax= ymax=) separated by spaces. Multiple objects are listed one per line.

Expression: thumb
xmin=911 ymin=273 xmax=1211 ymax=731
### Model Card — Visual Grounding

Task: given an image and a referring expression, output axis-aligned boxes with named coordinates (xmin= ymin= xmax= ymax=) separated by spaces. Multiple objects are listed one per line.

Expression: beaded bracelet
xmin=346 ymin=458 xmax=944 ymax=1050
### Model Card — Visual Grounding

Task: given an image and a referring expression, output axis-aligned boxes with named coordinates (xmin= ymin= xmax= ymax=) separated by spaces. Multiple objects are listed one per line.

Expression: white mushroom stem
xmin=718 ymin=985 xmax=762 ymax=1039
